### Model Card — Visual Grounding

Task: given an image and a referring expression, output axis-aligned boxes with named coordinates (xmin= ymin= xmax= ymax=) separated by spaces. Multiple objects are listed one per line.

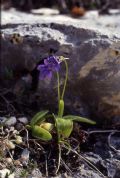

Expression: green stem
xmin=61 ymin=60 xmax=68 ymax=100
xmin=52 ymin=114 xmax=61 ymax=174
xmin=57 ymin=72 xmax=60 ymax=106
xmin=56 ymin=143 xmax=61 ymax=174
xmin=53 ymin=114 xmax=60 ymax=142
xmin=57 ymin=72 xmax=64 ymax=117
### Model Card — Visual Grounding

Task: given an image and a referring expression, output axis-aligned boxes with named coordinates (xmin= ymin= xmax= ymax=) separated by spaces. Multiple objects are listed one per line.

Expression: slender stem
xmin=52 ymin=114 xmax=61 ymax=174
xmin=57 ymin=72 xmax=60 ymax=106
xmin=61 ymin=60 xmax=68 ymax=100
xmin=53 ymin=114 xmax=60 ymax=142
xmin=56 ymin=143 xmax=61 ymax=174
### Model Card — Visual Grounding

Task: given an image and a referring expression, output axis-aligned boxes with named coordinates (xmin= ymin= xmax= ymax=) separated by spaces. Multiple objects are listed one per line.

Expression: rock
xmin=0 ymin=116 xmax=17 ymax=127
xmin=18 ymin=117 xmax=28 ymax=125
xmin=104 ymin=159 xmax=120 ymax=178
xmin=76 ymin=165 xmax=103 ymax=178
xmin=84 ymin=152 xmax=103 ymax=164
xmin=0 ymin=117 xmax=7 ymax=125
xmin=1 ymin=9 xmax=120 ymax=125
xmin=75 ymin=156 xmax=120 ymax=178
xmin=5 ymin=140 xmax=15 ymax=149
xmin=29 ymin=168 xmax=42 ymax=178
xmin=79 ymin=152 xmax=120 ymax=178
xmin=14 ymin=160 xmax=22 ymax=166
xmin=6 ymin=157 xmax=13 ymax=165
xmin=0 ymin=168 xmax=14 ymax=178
xmin=82 ymin=131 xmax=120 ymax=178
xmin=20 ymin=148 xmax=30 ymax=166
xmin=15 ymin=122 xmax=24 ymax=131
xmin=5 ymin=116 xmax=17 ymax=126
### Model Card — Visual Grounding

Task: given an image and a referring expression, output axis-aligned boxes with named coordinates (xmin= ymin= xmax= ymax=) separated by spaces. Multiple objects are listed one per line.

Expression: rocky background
xmin=0 ymin=1 xmax=120 ymax=178
xmin=1 ymin=7 xmax=120 ymax=125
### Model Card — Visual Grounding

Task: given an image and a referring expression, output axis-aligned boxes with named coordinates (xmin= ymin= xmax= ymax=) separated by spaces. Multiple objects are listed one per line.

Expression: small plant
xmin=27 ymin=55 xmax=96 ymax=173
xmin=27 ymin=110 xmax=53 ymax=141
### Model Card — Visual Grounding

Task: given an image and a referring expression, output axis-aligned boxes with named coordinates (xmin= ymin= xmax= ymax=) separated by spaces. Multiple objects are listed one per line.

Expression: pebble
xmin=9 ymin=126 xmax=15 ymax=132
xmin=30 ymin=168 xmax=42 ymax=178
xmin=15 ymin=122 xmax=24 ymax=130
xmin=15 ymin=135 xmax=23 ymax=144
xmin=20 ymin=148 xmax=30 ymax=166
xmin=6 ymin=157 xmax=13 ymax=164
xmin=14 ymin=160 xmax=22 ymax=166
xmin=5 ymin=140 xmax=15 ymax=149
xmin=5 ymin=116 xmax=17 ymax=126
xmin=18 ymin=117 xmax=28 ymax=125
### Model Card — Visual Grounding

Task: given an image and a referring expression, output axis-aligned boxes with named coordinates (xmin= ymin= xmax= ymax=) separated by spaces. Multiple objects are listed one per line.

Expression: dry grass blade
xmin=108 ymin=131 xmax=120 ymax=153
xmin=62 ymin=145 xmax=106 ymax=178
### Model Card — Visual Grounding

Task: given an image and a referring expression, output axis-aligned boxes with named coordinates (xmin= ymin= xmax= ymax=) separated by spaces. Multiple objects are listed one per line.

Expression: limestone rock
xmin=5 ymin=116 xmax=17 ymax=126
xmin=0 ymin=116 xmax=17 ymax=126
xmin=18 ymin=117 xmax=28 ymax=125
xmin=1 ymin=10 xmax=120 ymax=125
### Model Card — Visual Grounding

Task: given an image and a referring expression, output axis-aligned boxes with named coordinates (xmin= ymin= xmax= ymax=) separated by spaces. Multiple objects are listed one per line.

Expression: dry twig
xmin=108 ymin=131 xmax=120 ymax=153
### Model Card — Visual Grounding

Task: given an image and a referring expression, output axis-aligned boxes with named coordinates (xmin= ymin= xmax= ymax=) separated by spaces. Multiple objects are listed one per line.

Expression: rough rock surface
xmin=1 ymin=9 xmax=120 ymax=124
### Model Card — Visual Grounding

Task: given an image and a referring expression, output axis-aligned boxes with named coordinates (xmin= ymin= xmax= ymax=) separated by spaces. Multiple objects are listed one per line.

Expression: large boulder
xmin=1 ymin=9 xmax=120 ymax=124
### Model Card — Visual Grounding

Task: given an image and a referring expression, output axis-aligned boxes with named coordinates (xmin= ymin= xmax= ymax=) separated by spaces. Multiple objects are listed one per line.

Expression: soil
xmin=0 ymin=83 xmax=120 ymax=178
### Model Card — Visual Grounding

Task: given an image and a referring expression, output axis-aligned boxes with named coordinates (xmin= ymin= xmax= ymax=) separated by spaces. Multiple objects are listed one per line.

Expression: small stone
xmin=62 ymin=172 xmax=71 ymax=178
xmin=31 ymin=168 xmax=42 ymax=178
xmin=14 ymin=160 xmax=22 ymax=166
xmin=18 ymin=117 xmax=28 ymax=125
xmin=15 ymin=136 xmax=22 ymax=144
xmin=6 ymin=157 xmax=13 ymax=164
xmin=10 ymin=126 xmax=15 ymax=132
xmin=5 ymin=116 xmax=17 ymax=126
xmin=20 ymin=148 xmax=30 ymax=166
xmin=0 ymin=168 xmax=14 ymax=178
xmin=15 ymin=123 xmax=24 ymax=131
xmin=5 ymin=140 xmax=15 ymax=149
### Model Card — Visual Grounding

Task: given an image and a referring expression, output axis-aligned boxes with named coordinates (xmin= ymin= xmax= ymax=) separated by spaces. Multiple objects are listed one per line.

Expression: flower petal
xmin=37 ymin=64 xmax=45 ymax=71
xmin=37 ymin=56 xmax=61 ymax=80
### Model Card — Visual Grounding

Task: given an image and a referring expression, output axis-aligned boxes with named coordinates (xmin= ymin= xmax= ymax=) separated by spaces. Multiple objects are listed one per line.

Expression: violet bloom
xmin=37 ymin=56 xmax=60 ymax=80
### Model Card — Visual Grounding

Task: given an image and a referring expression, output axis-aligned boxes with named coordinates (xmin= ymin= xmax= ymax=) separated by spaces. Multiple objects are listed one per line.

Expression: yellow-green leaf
xmin=58 ymin=100 xmax=64 ymax=117
xmin=32 ymin=125 xmax=52 ymax=141
xmin=30 ymin=110 xmax=48 ymax=127
xmin=56 ymin=118 xmax=73 ymax=138
xmin=63 ymin=115 xmax=96 ymax=125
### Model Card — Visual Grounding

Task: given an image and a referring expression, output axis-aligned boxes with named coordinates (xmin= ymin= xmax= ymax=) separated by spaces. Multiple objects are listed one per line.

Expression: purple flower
xmin=37 ymin=56 xmax=60 ymax=80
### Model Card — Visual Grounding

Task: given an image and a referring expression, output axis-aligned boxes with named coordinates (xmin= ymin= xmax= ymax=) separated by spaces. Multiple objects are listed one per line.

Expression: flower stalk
xmin=57 ymin=59 xmax=68 ymax=117
xmin=56 ymin=72 xmax=60 ymax=106
xmin=61 ymin=60 xmax=68 ymax=100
